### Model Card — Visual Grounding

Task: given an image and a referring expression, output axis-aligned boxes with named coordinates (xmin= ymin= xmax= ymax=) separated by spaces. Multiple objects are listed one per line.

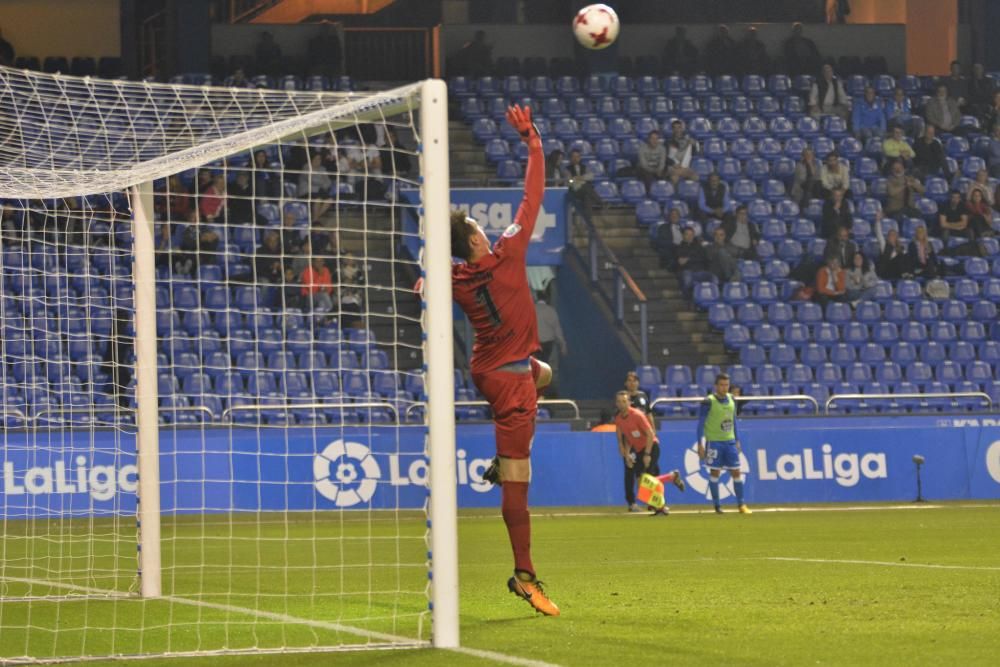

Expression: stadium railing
xmin=824 ymin=391 xmax=992 ymax=414
xmin=652 ymin=394 xmax=821 ymax=415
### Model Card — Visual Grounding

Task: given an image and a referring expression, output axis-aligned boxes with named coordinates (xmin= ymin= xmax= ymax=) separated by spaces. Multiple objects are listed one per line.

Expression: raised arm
xmin=502 ymin=104 xmax=544 ymax=257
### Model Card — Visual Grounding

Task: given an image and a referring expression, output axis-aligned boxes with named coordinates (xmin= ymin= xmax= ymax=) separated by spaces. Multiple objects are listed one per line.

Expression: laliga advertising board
xmin=1 ymin=416 xmax=999 ymax=517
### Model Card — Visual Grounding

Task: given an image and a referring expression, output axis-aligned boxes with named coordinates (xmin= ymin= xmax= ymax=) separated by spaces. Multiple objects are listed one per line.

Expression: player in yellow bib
xmin=696 ymin=373 xmax=751 ymax=514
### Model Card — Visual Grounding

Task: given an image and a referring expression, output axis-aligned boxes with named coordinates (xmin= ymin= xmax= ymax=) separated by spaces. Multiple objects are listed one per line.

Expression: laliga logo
xmin=683 ymin=443 xmax=750 ymax=501
xmin=986 ymin=440 xmax=1000 ymax=484
xmin=314 ymin=440 xmax=380 ymax=507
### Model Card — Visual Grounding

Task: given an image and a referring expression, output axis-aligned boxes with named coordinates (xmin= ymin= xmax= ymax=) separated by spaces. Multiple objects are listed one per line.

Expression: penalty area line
xmin=0 ymin=575 xmax=561 ymax=667
xmin=762 ymin=557 xmax=1000 ymax=572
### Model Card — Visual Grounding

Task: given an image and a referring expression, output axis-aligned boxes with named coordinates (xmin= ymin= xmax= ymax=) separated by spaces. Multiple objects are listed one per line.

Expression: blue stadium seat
xmin=859 ymin=342 xmax=887 ymax=364
xmin=817 ymin=363 xmax=843 ymax=384
xmin=753 ymin=324 xmax=782 ymax=348
xmin=665 ymin=365 xmax=693 ymax=387
xmin=871 ymin=322 xmax=900 ymax=345
xmin=737 ymin=303 xmax=765 ymax=326
xmin=722 ymin=282 xmax=750 ymax=305
xmin=728 ymin=365 xmax=754 ymax=387
xmin=636 ymin=365 xmax=662 ymax=391
xmin=708 ymin=303 xmax=735 ymax=330
xmin=724 ymin=324 xmax=751 ymax=350
xmin=770 ymin=343 xmax=797 ymax=366
xmin=801 ymin=343 xmax=827 ymax=366
xmin=830 ymin=343 xmax=857 ymax=367
xmin=960 ymin=321 xmax=987 ymax=342
xmin=693 ymin=282 xmax=720 ymax=310
xmin=740 ymin=344 xmax=767 ymax=366
xmin=814 ymin=322 xmax=840 ymax=347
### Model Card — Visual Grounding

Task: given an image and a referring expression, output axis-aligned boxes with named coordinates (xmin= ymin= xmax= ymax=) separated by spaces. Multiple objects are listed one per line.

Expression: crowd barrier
xmin=1 ymin=416 xmax=997 ymax=517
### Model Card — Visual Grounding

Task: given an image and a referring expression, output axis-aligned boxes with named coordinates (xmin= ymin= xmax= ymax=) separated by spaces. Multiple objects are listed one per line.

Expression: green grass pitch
xmin=1 ymin=503 xmax=998 ymax=666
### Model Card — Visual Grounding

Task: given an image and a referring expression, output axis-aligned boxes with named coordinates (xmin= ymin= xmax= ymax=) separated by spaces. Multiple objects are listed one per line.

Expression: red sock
xmin=501 ymin=481 xmax=534 ymax=576
xmin=657 ymin=471 xmax=676 ymax=484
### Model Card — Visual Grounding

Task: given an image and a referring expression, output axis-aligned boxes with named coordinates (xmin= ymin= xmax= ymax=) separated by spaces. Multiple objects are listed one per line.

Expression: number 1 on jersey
xmin=475 ymin=284 xmax=502 ymax=327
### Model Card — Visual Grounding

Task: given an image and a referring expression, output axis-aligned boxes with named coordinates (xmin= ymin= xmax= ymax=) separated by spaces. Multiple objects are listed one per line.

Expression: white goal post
xmin=0 ymin=68 xmax=457 ymax=661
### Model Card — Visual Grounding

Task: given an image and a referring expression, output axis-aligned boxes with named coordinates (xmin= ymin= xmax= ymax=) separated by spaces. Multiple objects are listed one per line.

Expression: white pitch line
xmin=0 ymin=576 xmax=562 ymax=667
xmin=763 ymin=557 xmax=1000 ymax=572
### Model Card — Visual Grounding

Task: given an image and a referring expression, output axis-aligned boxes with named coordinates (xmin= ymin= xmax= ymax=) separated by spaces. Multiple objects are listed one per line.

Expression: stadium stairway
xmin=449 ymin=120 xmax=495 ymax=185
xmin=570 ymin=208 xmax=734 ymax=371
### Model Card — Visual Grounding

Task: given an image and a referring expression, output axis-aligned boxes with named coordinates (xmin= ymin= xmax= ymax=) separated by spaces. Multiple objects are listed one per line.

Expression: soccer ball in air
xmin=572 ymin=4 xmax=620 ymax=50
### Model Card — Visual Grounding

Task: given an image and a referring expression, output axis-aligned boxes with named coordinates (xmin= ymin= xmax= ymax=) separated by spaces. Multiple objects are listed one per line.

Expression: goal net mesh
xmin=0 ymin=67 xmax=437 ymax=661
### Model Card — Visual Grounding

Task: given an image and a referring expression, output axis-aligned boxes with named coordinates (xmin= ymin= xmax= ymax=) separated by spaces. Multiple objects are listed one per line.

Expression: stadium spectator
xmin=845 ymin=253 xmax=878 ymax=302
xmin=884 ymin=160 xmax=924 ymax=218
xmin=722 ymin=205 xmax=760 ymax=259
xmin=985 ymin=91 xmax=1000 ymax=135
xmin=882 ymin=125 xmax=915 ymax=169
xmin=885 ymin=87 xmax=912 ymax=129
xmin=821 ymin=187 xmax=853 ymax=237
xmin=565 ymin=148 xmax=601 ymax=215
xmin=938 ymin=189 xmax=983 ymax=243
xmin=380 ymin=126 xmax=412 ymax=177
xmin=966 ymin=188 xmax=992 ymax=236
xmin=913 ymin=124 xmax=949 ymax=179
xmin=820 ymin=151 xmax=851 ymax=199
xmin=875 ymin=224 xmax=908 ymax=280
xmin=697 ymin=172 xmax=734 ymax=223
xmin=908 ymin=225 xmax=939 ymax=278
xmin=791 ymin=146 xmax=822 ymax=205
xmin=254 ymin=230 xmax=284 ymax=284
xmin=636 ymin=130 xmax=669 ymax=189
xmin=547 ymin=149 xmax=568 ymax=186
xmin=298 ymin=151 xmax=334 ymax=220
xmin=255 ymin=31 xmax=283 ymax=77
xmin=988 ymin=124 xmax=1000 ymax=178
xmin=199 ymin=173 xmax=226 ymax=223
xmin=301 ymin=255 xmax=334 ymax=313
xmin=966 ymin=168 xmax=994 ymax=208
xmin=967 ymin=63 xmax=994 ymax=119
xmin=706 ymin=227 xmax=739 ymax=282
xmin=653 ymin=207 xmax=685 ymax=268
xmin=666 ymin=120 xmax=698 ymax=183
xmin=824 ymin=224 xmax=857 ymax=267
xmin=675 ymin=225 xmax=710 ymax=276
xmin=177 ymin=214 xmax=220 ymax=274
xmin=696 ymin=373 xmax=750 ymax=514
xmin=280 ymin=209 xmax=305 ymax=256
xmin=0 ymin=28 xmax=13 ymax=67
xmin=924 ymin=84 xmax=962 ymax=134
xmin=662 ymin=26 xmax=698 ymax=76
xmin=808 ymin=63 xmax=849 ymax=120
xmin=307 ymin=23 xmax=342 ymax=77
xmin=253 ymin=149 xmax=279 ymax=198
xmin=454 ymin=30 xmax=492 ymax=77
xmin=736 ymin=26 xmax=770 ymax=76
xmin=783 ymin=22 xmax=821 ymax=77
xmin=624 ymin=370 xmax=652 ymax=417
xmin=339 ymin=252 xmax=364 ymax=327
xmin=815 ymin=255 xmax=849 ymax=306
xmin=851 ymin=86 xmax=886 ymax=141
xmin=534 ymin=289 xmax=567 ymax=394
xmin=943 ymin=60 xmax=968 ymax=108
xmin=703 ymin=24 xmax=737 ymax=76
xmin=228 ymin=67 xmax=249 ymax=88
xmin=164 ymin=174 xmax=194 ymax=221
xmin=614 ymin=390 xmax=658 ymax=513
xmin=227 ymin=171 xmax=255 ymax=224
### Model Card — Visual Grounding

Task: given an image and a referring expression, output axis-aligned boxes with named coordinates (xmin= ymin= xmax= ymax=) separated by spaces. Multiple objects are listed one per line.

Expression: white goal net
xmin=0 ymin=68 xmax=457 ymax=661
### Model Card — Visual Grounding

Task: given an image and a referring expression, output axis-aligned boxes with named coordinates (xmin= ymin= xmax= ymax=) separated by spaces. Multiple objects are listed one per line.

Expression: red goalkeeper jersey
xmin=452 ymin=135 xmax=544 ymax=375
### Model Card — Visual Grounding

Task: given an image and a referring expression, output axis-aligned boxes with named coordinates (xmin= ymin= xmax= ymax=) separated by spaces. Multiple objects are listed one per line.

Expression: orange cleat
xmin=507 ymin=573 xmax=560 ymax=616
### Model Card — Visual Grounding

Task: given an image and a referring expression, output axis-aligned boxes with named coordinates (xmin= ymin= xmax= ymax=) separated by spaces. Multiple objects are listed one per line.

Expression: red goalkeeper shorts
xmin=471 ymin=359 xmax=537 ymax=460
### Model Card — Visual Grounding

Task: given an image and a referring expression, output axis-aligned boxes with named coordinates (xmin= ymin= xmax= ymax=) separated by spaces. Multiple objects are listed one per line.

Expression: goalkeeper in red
xmin=451 ymin=104 xmax=559 ymax=616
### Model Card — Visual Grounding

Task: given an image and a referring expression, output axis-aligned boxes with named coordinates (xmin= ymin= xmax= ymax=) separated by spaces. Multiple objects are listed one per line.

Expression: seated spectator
xmin=338 ymin=252 xmax=365 ymax=327
xmin=736 ymin=26 xmax=770 ymax=76
xmin=809 ymin=63 xmax=850 ymax=120
xmin=851 ymin=86 xmax=886 ymax=141
xmin=968 ymin=63 xmax=995 ymax=120
xmin=662 ymin=26 xmax=698 ymax=76
xmin=820 ymin=151 xmax=851 ymax=199
xmin=254 ymin=230 xmax=284 ymax=284
xmin=967 ymin=168 xmax=995 ymax=208
xmin=966 ymin=188 xmax=993 ymax=236
xmin=548 ymin=149 xmax=568 ymax=186
xmin=783 ymin=22 xmax=821 ymax=77
xmin=566 ymin=148 xmax=601 ymax=215
xmin=815 ymin=256 xmax=849 ymax=307
xmin=988 ymin=124 xmax=1000 ymax=178
xmin=666 ymin=120 xmax=698 ymax=183
xmin=875 ymin=225 xmax=908 ymax=280
xmin=908 ymin=225 xmax=939 ymax=278
xmin=943 ymin=60 xmax=968 ymax=109
xmin=178 ymin=213 xmax=220 ymax=274
xmin=882 ymin=125 xmax=915 ymax=169
xmin=252 ymin=149 xmax=279 ymax=198
xmin=821 ymin=187 xmax=853 ymax=238
xmin=845 ymin=253 xmax=879 ymax=302
xmin=924 ymin=84 xmax=962 ymax=134
xmin=636 ymin=130 xmax=668 ymax=189
xmin=790 ymin=147 xmax=822 ymax=206
xmin=297 ymin=150 xmax=334 ymax=220
xmin=381 ymin=126 xmax=412 ymax=176
xmin=985 ymin=91 xmax=1000 ymax=135
xmin=301 ymin=255 xmax=335 ymax=313
xmin=280 ymin=209 xmax=305 ymax=256
xmin=913 ymin=125 xmax=949 ymax=180
xmin=938 ymin=189 xmax=985 ymax=242
xmin=653 ymin=207 xmax=686 ymax=268
xmin=227 ymin=171 xmax=255 ymax=224
xmin=199 ymin=173 xmax=226 ymax=224
xmin=675 ymin=226 xmax=709 ymax=276
xmin=703 ymin=24 xmax=737 ymax=76
xmin=698 ymin=173 xmax=734 ymax=223
xmin=722 ymin=205 xmax=760 ymax=259
xmin=165 ymin=174 xmax=194 ymax=221
xmin=885 ymin=87 xmax=912 ymax=129
xmin=706 ymin=227 xmax=739 ymax=282
xmin=884 ymin=160 xmax=925 ymax=218
xmin=824 ymin=225 xmax=857 ymax=267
